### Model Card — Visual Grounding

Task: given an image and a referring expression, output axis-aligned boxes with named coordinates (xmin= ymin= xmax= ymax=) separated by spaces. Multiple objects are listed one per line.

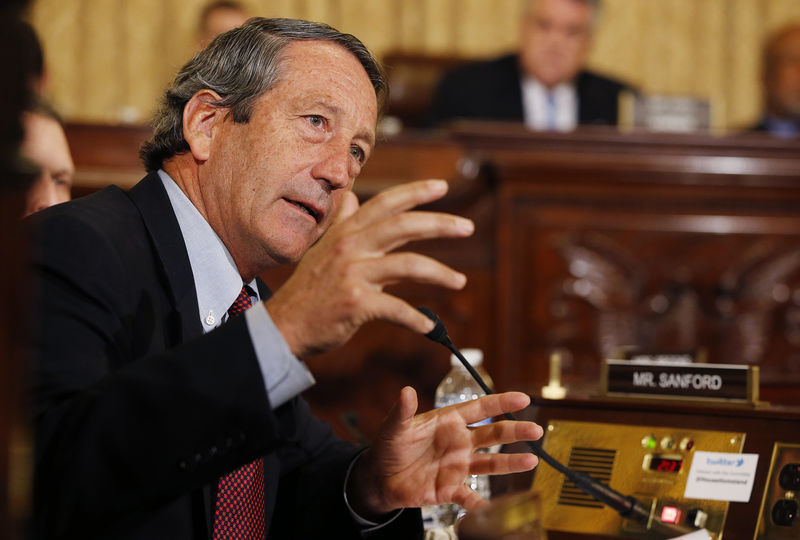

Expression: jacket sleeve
xmin=29 ymin=208 xmax=281 ymax=538
xmin=265 ymin=397 xmax=423 ymax=539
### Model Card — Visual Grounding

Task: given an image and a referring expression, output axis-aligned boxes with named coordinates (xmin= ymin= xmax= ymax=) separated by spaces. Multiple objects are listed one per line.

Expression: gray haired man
xmin=29 ymin=18 xmax=542 ymax=539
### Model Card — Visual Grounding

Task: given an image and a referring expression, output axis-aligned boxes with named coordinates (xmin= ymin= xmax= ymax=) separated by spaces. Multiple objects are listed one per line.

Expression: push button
xmin=642 ymin=435 xmax=657 ymax=449
xmin=686 ymin=508 xmax=708 ymax=528
xmin=679 ymin=437 xmax=694 ymax=451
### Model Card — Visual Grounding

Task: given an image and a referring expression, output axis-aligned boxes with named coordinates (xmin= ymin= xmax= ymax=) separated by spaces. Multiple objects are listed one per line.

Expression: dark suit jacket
xmin=425 ymin=53 xmax=633 ymax=128
xmin=28 ymin=172 xmax=422 ymax=539
xmin=748 ymin=115 xmax=800 ymax=137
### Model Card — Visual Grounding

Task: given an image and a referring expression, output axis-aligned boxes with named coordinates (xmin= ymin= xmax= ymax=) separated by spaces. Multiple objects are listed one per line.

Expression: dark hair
xmin=140 ymin=17 xmax=387 ymax=172
xmin=19 ymin=20 xmax=44 ymax=82
xmin=25 ymin=95 xmax=63 ymax=126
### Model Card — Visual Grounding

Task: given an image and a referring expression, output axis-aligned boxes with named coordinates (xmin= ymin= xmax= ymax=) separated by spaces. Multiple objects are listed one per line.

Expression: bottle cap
xmin=451 ymin=348 xmax=483 ymax=367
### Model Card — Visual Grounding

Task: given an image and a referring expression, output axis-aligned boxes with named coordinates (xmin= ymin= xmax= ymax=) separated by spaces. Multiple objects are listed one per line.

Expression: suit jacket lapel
xmin=128 ymin=175 xmax=283 ymax=538
xmin=507 ymin=55 xmax=526 ymax=121
xmin=128 ymin=172 xmax=217 ymax=537
xmin=255 ymin=277 xmax=273 ymax=301
xmin=127 ymin=172 xmax=203 ymax=341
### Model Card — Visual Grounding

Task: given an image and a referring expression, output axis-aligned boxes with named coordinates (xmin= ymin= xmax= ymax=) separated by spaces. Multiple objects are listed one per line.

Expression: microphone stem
xmin=444 ymin=341 xmax=494 ymax=395
xmin=445 ymin=339 xmax=693 ymax=535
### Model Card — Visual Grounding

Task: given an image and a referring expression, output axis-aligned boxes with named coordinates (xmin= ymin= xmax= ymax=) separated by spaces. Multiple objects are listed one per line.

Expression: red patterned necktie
xmin=212 ymin=286 xmax=266 ymax=539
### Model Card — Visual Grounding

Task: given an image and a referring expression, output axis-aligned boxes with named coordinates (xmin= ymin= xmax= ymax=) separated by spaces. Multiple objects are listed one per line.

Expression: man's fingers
xmin=451 ymin=392 xmax=532 ymax=425
xmin=347 ymin=179 xmax=450 ymax=229
xmin=332 ymin=190 xmax=359 ymax=226
xmin=355 ymin=211 xmax=474 ymax=255
xmin=358 ymin=253 xmax=467 ymax=290
xmin=470 ymin=420 xmax=543 ymax=450
xmin=451 ymin=484 xmax=488 ymax=511
xmin=469 ymin=451 xmax=539 ymax=476
xmin=361 ymin=293 xmax=436 ymax=335
xmin=380 ymin=386 xmax=419 ymax=440
xmin=397 ymin=386 xmax=418 ymax=424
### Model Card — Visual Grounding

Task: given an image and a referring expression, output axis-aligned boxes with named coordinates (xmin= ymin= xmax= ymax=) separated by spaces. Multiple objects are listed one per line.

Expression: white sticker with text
xmin=683 ymin=451 xmax=759 ymax=502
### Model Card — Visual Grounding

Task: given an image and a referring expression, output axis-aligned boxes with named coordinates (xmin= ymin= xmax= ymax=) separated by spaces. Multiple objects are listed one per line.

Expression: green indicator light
xmin=642 ymin=435 xmax=657 ymax=449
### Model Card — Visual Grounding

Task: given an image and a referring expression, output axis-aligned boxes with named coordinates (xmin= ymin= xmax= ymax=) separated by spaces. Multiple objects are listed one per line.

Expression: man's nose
xmin=311 ymin=145 xmax=353 ymax=191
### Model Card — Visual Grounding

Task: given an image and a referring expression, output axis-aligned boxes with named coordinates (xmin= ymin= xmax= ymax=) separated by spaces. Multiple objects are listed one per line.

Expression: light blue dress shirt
xmin=158 ymin=170 xmax=402 ymax=530
xmin=158 ymin=170 xmax=315 ymax=408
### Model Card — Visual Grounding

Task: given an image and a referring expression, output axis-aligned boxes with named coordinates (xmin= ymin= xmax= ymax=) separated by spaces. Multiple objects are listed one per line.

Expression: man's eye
xmin=307 ymin=115 xmax=324 ymax=128
xmin=52 ymin=175 xmax=71 ymax=187
xmin=350 ymin=146 xmax=365 ymax=163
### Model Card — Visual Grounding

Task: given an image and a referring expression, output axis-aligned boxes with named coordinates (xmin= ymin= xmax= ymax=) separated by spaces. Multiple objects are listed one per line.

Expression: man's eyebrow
xmin=356 ymin=127 xmax=376 ymax=150
xmin=52 ymin=168 xmax=74 ymax=179
xmin=310 ymin=100 xmax=376 ymax=148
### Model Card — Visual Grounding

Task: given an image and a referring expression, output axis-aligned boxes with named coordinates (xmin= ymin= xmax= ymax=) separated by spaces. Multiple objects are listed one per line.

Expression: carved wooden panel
xmin=467 ymin=124 xmax=800 ymax=405
xmin=502 ymin=200 xmax=800 ymax=390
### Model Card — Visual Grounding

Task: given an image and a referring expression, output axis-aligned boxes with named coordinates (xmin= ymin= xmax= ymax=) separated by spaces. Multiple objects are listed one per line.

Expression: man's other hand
xmin=346 ymin=388 xmax=543 ymax=519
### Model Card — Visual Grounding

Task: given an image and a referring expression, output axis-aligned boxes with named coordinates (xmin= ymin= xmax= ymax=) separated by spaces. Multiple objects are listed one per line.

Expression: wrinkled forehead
xmin=277 ymin=41 xmax=378 ymax=121
xmin=276 ymin=39 xmax=382 ymax=108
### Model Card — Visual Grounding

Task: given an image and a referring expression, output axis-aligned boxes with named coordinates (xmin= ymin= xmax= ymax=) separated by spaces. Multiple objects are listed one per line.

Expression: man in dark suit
xmin=427 ymin=0 xmax=633 ymax=130
xmin=28 ymin=17 xmax=542 ymax=540
xmin=750 ymin=23 xmax=800 ymax=138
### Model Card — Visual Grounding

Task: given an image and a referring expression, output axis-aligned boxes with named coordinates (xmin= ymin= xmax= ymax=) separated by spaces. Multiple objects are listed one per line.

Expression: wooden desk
xmin=510 ymin=395 xmax=800 ymax=540
xmin=450 ymin=123 xmax=800 ymax=408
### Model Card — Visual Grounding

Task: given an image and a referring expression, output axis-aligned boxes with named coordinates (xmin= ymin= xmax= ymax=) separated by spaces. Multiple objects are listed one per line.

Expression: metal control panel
xmin=531 ymin=420 xmax=745 ymax=539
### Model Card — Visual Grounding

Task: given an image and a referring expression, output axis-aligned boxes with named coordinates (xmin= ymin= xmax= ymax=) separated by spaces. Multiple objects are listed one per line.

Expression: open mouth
xmin=284 ymin=198 xmax=320 ymax=222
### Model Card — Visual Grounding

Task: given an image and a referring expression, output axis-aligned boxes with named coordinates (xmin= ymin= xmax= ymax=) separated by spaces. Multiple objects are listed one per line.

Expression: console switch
xmin=686 ymin=508 xmax=708 ymax=528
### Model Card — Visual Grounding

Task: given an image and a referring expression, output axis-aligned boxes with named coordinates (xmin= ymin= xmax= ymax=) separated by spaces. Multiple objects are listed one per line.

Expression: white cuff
xmin=244 ymin=301 xmax=315 ymax=408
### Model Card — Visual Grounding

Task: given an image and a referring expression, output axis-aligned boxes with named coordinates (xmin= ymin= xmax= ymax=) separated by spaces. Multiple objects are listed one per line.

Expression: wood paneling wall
xmin=29 ymin=1 xmax=800 ymax=128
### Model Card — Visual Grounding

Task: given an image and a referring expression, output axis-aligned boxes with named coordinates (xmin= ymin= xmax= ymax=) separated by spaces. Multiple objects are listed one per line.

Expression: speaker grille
xmin=556 ymin=447 xmax=617 ymax=508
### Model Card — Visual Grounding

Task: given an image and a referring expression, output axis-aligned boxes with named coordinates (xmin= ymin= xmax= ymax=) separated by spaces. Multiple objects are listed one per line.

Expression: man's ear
xmin=183 ymin=89 xmax=225 ymax=162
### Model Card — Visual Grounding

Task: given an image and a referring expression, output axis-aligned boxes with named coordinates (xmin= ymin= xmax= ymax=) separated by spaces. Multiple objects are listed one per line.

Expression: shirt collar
xmin=521 ymin=76 xmax=576 ymax=131
xmin=158 ymin=169 xmax=255 ymax=332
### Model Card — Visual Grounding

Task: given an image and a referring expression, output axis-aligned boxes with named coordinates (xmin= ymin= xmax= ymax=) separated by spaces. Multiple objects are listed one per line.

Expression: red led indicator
xmin=661 ymin=506 xmax=681 ymax=523
xmin=648 ymin=456 xmax=683 ymax=473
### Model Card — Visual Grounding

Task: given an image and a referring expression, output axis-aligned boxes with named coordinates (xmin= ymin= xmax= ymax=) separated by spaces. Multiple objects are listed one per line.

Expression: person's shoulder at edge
xmin=23 ymin=182 xmax=147 ymax=272
xmin=25 ymin=183 xmax=135 ymax=230
xmin=439 ymin=53 xmax=520 ymax=86
xmin=425 ymin=53 xmax=522 ymax=128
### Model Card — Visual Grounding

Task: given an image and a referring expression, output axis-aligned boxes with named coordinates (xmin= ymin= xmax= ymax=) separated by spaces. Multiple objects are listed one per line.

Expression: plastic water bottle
xmin=422 ymin=348 xmax=495 ymax=529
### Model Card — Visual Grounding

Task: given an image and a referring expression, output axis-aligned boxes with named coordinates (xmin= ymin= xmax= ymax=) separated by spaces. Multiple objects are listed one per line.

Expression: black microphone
xmin=416 ymin=306 xmax=691 ymax=534
xmin=419 ymin=306 xmax=492 ymax=396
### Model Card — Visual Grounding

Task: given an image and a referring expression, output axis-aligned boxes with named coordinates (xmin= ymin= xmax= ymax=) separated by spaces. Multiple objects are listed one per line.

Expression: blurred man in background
xmin=196 ymin=0 xmax=250 ymax=49
xmin=426 ymin=0 xmax=633 ymax=130
xmin=20 ymin=99 xmax=73 ymax=216
xmin=752 ymin=23 xmax=800 ymax=138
